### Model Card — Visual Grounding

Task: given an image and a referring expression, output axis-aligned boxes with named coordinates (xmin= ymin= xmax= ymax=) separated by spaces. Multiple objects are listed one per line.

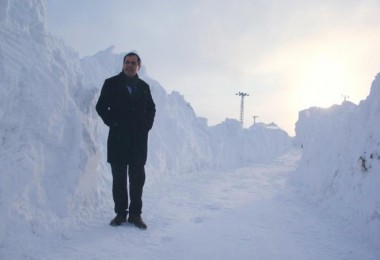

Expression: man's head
xmin=123 ymin=52 xmax=141 ymax=77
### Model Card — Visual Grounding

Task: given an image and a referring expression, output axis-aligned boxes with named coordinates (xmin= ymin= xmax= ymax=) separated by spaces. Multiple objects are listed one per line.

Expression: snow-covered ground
xmin=6 ymin=150 xmax=379 ymax=260
xmin=1 ymin=1 xmax=379 ymax=259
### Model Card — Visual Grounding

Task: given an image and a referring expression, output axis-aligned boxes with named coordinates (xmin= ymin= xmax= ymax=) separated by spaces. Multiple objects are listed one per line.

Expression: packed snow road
xmin=43 ymin=149 xmax=378 ymax=260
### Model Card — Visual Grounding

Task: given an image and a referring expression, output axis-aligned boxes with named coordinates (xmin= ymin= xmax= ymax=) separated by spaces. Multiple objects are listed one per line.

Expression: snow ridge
xmin=294 ymin=73 xmax=380 ymax=247
xmin=0 ymin=0 xmax=109 ymax=255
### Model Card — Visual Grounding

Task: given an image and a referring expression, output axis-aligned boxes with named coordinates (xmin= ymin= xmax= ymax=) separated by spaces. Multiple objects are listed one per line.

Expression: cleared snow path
xmin=43 ymin=149 xmax=379 ymax=260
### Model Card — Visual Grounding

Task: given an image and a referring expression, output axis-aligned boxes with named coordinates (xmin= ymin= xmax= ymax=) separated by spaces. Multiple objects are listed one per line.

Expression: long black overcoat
xmin=96 ymin=72 xmax=156 ymax=165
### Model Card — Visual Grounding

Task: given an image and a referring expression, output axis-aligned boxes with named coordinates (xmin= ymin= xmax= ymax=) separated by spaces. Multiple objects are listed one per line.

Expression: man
xmin=96 ymin=52 xmax=156 ymax=229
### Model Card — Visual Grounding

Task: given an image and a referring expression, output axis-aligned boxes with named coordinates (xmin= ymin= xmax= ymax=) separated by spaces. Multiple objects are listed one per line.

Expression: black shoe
xmin=110 ymin=214 xmax=126 ymax=226
xmin=128 ymin=215 xmax=147 ymax=229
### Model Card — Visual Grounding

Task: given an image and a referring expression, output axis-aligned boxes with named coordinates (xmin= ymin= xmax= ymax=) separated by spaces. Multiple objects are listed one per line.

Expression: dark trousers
xmin=110 ymin=163 xmax=146 ymax=216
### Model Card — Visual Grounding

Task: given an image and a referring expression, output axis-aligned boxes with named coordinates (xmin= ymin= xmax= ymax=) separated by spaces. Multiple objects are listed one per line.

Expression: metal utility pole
xmin=252 ymin=115 xmax=259 ymax=125
xmin=236 ymin=92 xmax=249 ymax=127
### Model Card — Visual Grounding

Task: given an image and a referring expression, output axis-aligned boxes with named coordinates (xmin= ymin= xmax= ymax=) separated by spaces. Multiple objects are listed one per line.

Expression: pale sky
xmin=46 ymin=0 xmax=380 ymax=135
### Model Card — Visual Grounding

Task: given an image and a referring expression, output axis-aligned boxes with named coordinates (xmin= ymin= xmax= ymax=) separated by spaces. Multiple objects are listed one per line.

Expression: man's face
xmin=123 ymin=55 xmax=140 ymax=77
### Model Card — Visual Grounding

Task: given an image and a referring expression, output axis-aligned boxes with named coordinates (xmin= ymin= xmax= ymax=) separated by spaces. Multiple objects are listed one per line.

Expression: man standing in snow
xmin=96 ymin=52 xmax=156 ymax=229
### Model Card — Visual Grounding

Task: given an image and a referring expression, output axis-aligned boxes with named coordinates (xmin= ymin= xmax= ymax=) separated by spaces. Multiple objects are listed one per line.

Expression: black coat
xmin=96 ymin=72 xmax=156 ymax=165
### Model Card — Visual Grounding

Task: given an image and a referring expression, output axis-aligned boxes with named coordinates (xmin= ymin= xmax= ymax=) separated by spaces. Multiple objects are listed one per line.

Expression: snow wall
xmin=293 ymin=73 xmax=380 ymax=247
xmin=0 ymin=0 xmax=291 ymax=254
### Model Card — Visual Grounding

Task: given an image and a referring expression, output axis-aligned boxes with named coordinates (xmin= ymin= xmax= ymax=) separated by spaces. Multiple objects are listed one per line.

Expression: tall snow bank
xmin=0 ymin=0 xmax=109 ymax=254
xmin=293 ymin=73 xmax=380 ymax=247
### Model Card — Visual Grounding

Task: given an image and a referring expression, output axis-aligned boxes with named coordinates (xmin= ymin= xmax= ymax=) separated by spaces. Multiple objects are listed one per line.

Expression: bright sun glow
xmin=296 ymin=53 xmax=351 ymax=109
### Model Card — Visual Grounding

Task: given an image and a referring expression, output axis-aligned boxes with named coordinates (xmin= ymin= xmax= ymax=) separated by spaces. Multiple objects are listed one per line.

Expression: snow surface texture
xmin=0 ymin=0 xmax=379 ymax=259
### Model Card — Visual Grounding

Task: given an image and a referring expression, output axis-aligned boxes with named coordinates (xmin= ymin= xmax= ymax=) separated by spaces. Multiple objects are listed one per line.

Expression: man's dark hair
xmin=123 ymin=52 xmax=141 ymax=67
